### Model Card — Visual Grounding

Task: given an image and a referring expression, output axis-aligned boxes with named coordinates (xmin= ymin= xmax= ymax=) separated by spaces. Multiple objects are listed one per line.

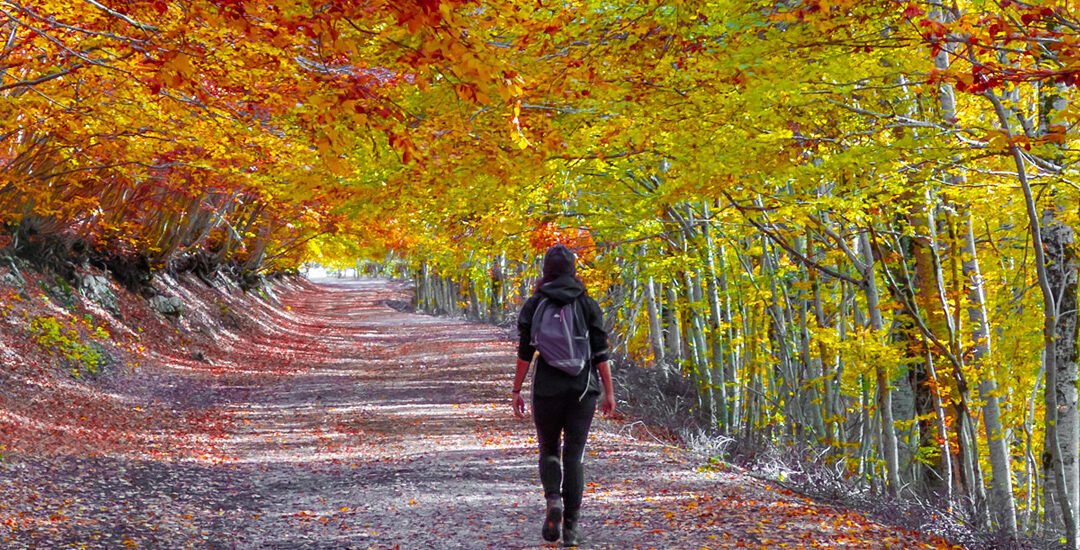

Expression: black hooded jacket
xmin=517 ymin=274 xmax=610 ymax=398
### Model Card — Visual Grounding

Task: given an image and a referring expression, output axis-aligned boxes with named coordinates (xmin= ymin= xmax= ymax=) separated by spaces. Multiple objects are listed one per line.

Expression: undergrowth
xmin=610 ymin=358 xmax=1056 ymax=550
xmin=28 ymin=314 xmax=111 ymax=378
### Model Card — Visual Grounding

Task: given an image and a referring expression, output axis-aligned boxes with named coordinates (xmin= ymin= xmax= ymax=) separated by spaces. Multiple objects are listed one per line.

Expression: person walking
xmin=511 ymin=244 xmax=615 ymax=547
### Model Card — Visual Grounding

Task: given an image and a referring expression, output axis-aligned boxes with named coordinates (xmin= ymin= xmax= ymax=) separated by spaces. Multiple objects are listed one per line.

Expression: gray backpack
xmin=530 ymin=298 xmax=591 ymax=376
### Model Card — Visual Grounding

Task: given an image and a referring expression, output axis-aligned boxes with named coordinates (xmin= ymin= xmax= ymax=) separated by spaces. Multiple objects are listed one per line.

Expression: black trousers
xmin=532 ymin=392 xmax=598 ymax=521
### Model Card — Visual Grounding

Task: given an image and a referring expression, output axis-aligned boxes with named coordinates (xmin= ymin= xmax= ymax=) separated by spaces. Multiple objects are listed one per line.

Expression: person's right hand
xmin=599 ymin=392 xmax=616 ymax=417
xmin=512 ymin=393 xmax=527 ymax=418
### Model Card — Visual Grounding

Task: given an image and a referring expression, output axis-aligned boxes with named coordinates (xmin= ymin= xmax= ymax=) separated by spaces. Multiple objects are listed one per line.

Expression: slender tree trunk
xmin=799 ymin=233 xmax=826 ymax=440
xmin=930 ymin=207 xmax=988 ymax=519
xmin=1027 ymin=364 xmax=1045 ymax=531
xmin=490 ymin=255 xmax=504 ymax=323
xmin=761 ymin=237 xmax=797 ymax=440
xmin=717 ymin=241 xmax=737 ymax=431
xmin=468 ymin=278 xmax=482 ymax=321
xmin=924 ymin=346 xmax=954 ymax=501
xmin=664 ymin=281 xmax=683 ymax=366
xmin=860 ymin=229 xmax=901 ymax=497
xmin=644 ymin=271 xmax=666 ymax=365
xmin=859 ymin=373 xmax=875 ymax=492
xmin=702 ymin=203 xmax=729 ymax=432
xmin=417 ymin=262 xmax=430 ymax=311
xmin=811 ymin=259 xmax=836 ymax=443
xmin=744 ymin=304 xmax=761 ymax=442
xmin=963 ymin=212 xmax=1018 ymax=535
xmin=831 ymin=275 xmax=851 ymax=449
xmin=685 ymin=265 xmax=714 ymax=426
xmin=1046 ymin=207 xmax=1080 ymax=540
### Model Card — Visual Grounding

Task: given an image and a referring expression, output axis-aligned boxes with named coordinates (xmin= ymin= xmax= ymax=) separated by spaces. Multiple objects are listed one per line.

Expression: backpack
xmin=530 ymin=297 xmax=591 ymax=376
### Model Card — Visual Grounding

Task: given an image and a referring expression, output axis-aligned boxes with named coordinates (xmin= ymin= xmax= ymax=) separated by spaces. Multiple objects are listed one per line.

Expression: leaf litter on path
xmin=0 ymin=277 xmax=961 ymax=549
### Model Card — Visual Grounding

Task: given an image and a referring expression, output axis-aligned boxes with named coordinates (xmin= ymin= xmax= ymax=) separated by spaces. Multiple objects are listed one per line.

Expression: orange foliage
xmin=0 ymin=0 xmax=521 ymax=272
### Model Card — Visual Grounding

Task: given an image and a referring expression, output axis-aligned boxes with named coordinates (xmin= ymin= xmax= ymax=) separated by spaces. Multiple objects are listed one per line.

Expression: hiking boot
xmin=542 ymin=496 xmax=563 ymax=542
xmin=561 ymin=518 xmax=582 ymax=547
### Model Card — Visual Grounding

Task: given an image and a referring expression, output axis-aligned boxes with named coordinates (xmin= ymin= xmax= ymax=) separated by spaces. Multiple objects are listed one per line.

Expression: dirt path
xmin=1 ymin=279 xmax=958 ymax=549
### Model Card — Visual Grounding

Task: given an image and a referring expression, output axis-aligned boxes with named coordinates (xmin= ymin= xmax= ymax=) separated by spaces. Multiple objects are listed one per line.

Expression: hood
xmin=542 ymin=244 xmax=576 ymax=279
xmin=538 ymin=274 xmax=585 ymax=305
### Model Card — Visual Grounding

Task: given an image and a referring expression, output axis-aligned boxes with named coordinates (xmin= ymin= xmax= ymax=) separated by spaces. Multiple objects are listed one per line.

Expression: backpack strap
xmin=568 ymin=298 xmax=591 ymax=366
xmin=529 ymin=297 xmax=549 ymax=345
xmin=570 ymin=298 xmax=589 ymax=340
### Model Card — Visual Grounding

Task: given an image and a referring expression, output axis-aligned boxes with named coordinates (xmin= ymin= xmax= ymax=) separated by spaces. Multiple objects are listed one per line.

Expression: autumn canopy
xmin=3 ymin=0 xmax=1080 ymax=545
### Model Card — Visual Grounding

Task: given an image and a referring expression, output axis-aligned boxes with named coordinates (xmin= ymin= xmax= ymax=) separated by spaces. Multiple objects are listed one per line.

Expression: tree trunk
xmin=800 ymin=233 xmax=826 ymax=440
xmin=644 ymin=270 xmax=666 ymax=365
xmin=490 ymin=255 xmax=505 ymax=323
xmin=685 ymin=265 xmax=714 ymax=426
xmin=930 ymin=208 xmax=988 ymax=520
xmin=702 ymin=203 xmax=729 ymax=432
xmin=664 ymin=281 xmax=683 ymax=366
xmin=1045 ymin=206 xmax=1080 ymax=541
xmin=816 ymin=278 xmax=837 ymax=443
xmin=860 ymin=229 xmax=901 ymax=497
xmin=962 ymin=212 xmax=1018 ymax=536
xmin=717 ymin=241 xmax=738 ymax=431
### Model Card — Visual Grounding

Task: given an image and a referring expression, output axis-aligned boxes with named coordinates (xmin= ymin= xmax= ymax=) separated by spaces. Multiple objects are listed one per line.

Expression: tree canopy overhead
xmin=2 ymin=0 xmax=530 ymax=270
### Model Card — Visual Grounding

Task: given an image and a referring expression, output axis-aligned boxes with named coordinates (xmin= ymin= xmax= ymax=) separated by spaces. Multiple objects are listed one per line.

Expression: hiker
xmin=511 ymin=243 xmax=615 ymax=547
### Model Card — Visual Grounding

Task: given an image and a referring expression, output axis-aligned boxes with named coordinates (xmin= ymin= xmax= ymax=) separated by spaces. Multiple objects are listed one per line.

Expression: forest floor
xmin=0 ymin=274 xmax=963 ymax=549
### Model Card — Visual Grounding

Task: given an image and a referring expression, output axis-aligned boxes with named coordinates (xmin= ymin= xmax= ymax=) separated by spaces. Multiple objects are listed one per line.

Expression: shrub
xmin=28 ymin=315 xmax=110 ymax=378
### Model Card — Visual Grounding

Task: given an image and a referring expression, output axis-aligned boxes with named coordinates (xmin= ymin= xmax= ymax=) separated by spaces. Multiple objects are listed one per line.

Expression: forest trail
xmin=1 ymin=279 xmax=957 ymax=549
